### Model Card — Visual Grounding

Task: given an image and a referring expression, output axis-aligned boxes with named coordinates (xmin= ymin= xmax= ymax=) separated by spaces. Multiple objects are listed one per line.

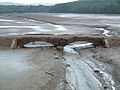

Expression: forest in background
xmin=0 ymin=0 xmax=120 ymax=14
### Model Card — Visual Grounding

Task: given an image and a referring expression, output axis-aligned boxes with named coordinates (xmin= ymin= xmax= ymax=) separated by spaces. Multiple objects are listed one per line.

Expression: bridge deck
xmin=0 ymin=34 xmax=115 ymax=49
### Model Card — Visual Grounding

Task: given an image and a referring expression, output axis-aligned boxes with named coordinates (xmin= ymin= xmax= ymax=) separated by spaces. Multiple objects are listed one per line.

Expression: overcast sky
xmin=0 ymin=0 xmax=78 ymax=4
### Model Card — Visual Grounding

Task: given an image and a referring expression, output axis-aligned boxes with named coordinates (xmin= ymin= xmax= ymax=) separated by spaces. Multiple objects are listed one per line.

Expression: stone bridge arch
xmin=11 ymin=35 xmax=106 ymax=48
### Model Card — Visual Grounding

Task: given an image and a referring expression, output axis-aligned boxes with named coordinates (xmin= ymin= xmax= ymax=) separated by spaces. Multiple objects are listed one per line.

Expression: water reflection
xmin=24 ymin=41 xmax=54 ymax=48
xmin=64 ymin=41 xmax=94 ymax=54
xmin=0 ymin=24 xmax=68 ymax=36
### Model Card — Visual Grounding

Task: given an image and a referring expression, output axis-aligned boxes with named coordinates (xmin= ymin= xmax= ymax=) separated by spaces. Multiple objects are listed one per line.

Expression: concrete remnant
xmin=11 ymin=39 xmax=17 ymax=49
xmin=104 ymin=39 xmax=110 ymax=48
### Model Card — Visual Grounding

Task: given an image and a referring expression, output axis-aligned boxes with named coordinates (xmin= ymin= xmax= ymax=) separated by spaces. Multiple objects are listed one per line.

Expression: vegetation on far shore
xmin=0 ymin=0 xmax=120 ymax=14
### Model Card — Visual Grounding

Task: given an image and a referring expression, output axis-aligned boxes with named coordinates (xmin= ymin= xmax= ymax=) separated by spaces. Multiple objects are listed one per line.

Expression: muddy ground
xmin=0 ymin=13 xmax=120 ymax=90
xmin=0 ymin=46 xmax=120 ymax=90
xmin=0 ymin=13 xmax=120 ymax=36
xmin=0 ymin=47 xmax=66 ymax=90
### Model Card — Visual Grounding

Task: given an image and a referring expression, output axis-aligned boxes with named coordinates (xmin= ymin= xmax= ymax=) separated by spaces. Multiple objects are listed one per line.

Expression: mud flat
xmin=0 ymin=47 xmax=66 ymax=90
xmin=0 ymin=13 xmax=120 ymax=36
xmin=0 ymin=13 xmax=120 ymax=90
xmin=1 ymin=39 xmax=120 ymax=90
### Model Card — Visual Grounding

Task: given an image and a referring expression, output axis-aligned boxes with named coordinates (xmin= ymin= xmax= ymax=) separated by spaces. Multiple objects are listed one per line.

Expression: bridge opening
xmin=23 ymin=41 xmax=54 ymax=48
xmin=64 ymin=41 xmax=95 ymax=54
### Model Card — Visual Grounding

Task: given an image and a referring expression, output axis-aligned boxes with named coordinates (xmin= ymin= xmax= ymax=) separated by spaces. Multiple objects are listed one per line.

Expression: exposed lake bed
xmin=0 ymin=13 xmax=120 ymax=90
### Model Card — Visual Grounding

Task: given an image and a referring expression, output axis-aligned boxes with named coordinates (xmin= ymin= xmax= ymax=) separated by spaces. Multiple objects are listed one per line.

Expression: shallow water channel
xmin=64 ymin=42 xmax=116 ymax=90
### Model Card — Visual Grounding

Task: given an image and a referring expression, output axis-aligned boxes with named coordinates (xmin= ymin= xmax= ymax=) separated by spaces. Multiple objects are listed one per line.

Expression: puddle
xmin=54 ymin=25 xmax=67 ymax=31
xmin=96 ymin=28 xmax=111 ymax=37
xmin=0 ymin=24 xmax=68 ymax=36
xmin=0 ymin=26 xmax=39 ymax=29
xmin=24 ymin=41 xmax=54 ymax=48
xmin=0 ymin=26 xmax=48 ymax=34
xmin=0 ymin=19 xmax=14 ymax=22
xmin=16 ymin=22 xmax=28 ymax=23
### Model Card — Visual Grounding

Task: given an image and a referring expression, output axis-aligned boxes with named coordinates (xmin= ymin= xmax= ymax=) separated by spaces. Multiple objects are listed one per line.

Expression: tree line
xmin=0 ymin=0 xmax=120 ymax=14
xmin=0 ymin=5 xmax=50 ymax=13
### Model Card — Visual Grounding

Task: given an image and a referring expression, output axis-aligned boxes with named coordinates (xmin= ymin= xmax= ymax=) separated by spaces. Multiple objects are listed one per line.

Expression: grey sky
xmin=0 ymin=0 xmax=78 ymax=4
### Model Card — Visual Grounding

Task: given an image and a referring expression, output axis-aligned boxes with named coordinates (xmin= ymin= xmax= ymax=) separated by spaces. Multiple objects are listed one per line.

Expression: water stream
xmin=63 ymin=41 xmax=116 ymax=90
xmin=64 ymin=41 xmax=94 ymax=54
xmin=96 ymin=28 xmax=111 ymax=37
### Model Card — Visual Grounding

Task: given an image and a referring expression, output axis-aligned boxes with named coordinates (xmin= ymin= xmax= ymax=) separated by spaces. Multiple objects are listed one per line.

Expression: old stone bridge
xmin=0 ymin=34 xmax=109 ymax=49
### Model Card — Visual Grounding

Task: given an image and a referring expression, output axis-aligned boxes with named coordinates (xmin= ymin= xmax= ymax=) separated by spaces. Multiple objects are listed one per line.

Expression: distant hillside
xmin=50 ymin=0 xmax=120 ymax=14
xmin=0 ymin=0 xmax=120 ymax=13
xmin=0 ymin=5 xmax=50 ymax=13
